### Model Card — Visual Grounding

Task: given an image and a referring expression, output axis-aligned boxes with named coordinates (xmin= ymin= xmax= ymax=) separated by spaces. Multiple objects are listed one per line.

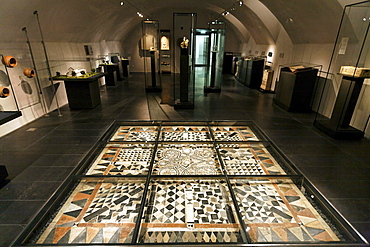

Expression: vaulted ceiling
xmin=0 ymin=0 xmax=355 ymax=45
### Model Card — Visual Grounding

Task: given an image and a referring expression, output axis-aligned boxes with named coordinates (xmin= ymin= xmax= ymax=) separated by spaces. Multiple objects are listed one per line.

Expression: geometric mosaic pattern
xmin=231 ymin=179 xmax=340 ymax=243
xmin=86 ymin=144 xmax=154 ymax=176
xmin=153 ymin=143 xmax=222 ymax=175
xmin=110 ymin=126 xmax=158 ymax=142
xmin=218 ymin=143 xmax=286 ymax=175
xmin=36 ymin=180 xmax=144 ymax=244
xmin=140 ymin=180 xmax=243 ymax=243
xmin=211 ymin=126 xmax=259 ymax=141
xmin=30 ymin=122 xmax=348 ymax=246
xmin=160 ymin=126 xmax=211 ymax=141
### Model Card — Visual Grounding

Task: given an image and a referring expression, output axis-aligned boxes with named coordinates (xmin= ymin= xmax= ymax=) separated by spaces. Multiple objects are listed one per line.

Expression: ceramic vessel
xmin=23 ymin=68 xmax=35 ymax=78
xmin=0 ymin=87 xmax=10 ymax=98
xmin=2 ymin=56 xmax=18 ymax=68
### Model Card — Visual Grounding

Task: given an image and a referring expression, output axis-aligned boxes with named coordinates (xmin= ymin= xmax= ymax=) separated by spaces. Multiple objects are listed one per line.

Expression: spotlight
xmin=120 ymin=1 xmax=124 ymax=5
xmin=137 ymin=11 xmax=144 ymax=18
xmin=239 ymin=0 xmax=243 ymax=6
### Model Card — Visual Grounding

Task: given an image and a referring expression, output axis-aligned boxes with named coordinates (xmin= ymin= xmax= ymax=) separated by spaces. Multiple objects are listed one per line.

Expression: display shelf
xmin=0 ymin=111 xmax=22 ymax=125
xmin=15 ymin=121 xmax=368 ymax=246
xmin=160 ymin=29 xmax=171 ymax=74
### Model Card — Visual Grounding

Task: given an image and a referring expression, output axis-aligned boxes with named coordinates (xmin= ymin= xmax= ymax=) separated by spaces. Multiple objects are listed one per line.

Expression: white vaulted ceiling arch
xmin=0 ymin=0 xmax=355 ymax=45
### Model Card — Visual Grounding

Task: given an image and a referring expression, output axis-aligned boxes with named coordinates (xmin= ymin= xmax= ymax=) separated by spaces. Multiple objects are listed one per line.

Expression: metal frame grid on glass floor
xmin=15 ymin=121 xmax=368 ymax=246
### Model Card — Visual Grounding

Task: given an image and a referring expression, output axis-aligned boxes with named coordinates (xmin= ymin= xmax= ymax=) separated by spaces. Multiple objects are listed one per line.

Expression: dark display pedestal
xmin=0 ymin=165 xmax=8 ymax=186
xmin=55 ymin=73 xmax=105 ymax=109
xmin=314 ymin=76 xmax=365 ymax=139
xmin=175 ymin=48 xmax=193 ymax=109
xmin=222 ymin=52 xmax=233 ymax=74
xmin=204 ymin=51 xmax=221 ymax=94
xmin=101 ymin=64 xmax=117 ymax=86
xmin=246 ymin=59 xmax=264 ymax=89
xmin=121 ymin=60 xmax=130 ymax=77
xmin=274 ymin=68 xmax=318 ymax=112
xmin=146 ymin=51 xmax=162 ymax=93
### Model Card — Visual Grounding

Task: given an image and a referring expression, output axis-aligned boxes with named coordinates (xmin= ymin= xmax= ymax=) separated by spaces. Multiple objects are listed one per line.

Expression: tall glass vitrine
xmin=142 ymin=20 xmax=162 ymax=92
xmin=173 ymin=13 xmax=197 ymax=109
xmin=314 ymin=1 xmax=370 ymax=139
xmin=204 ymin=21 xmax=226 ymax=93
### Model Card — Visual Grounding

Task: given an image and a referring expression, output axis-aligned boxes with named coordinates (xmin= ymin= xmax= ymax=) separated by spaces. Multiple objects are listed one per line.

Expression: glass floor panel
xmin=153 ymin=143 xmax=222 ymax=175
xmin=17 ymin=121 xmax=367 ymax=246
xmin=36 ymin=179 xmax=145 ymax=244
xmin=86 ymin=143 xmax=155 ymax=176
xmin=211 ymin=126 xmax=260 ymax=141
xmin=139 ymin=179 xmax=243 ymax=243
xmin=218 ymin=143 xmax=287 ymax=175
xmin=160 ymin=126 xmax=212 ymax=141
xmin=230 ymin=178 xmax=340 ymax=243
xmin=110 ymin=126 xmax=159 ymax=142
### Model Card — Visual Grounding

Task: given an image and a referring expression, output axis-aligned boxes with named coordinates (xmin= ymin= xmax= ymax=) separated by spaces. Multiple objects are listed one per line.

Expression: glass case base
xmin=174 ymin=99 xmax=194 ymax=109
xmin=204 ymin=86 xmax=221 ymax=93
xmin=314 ymin=117 xmax=364 ymax=139
xmin=145 ymin=86 xmax=162 ymax=93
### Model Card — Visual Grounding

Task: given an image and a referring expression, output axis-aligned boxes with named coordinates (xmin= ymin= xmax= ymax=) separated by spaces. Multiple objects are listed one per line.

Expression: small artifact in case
xmin=340 ymin=66 xmax=370 ymax=78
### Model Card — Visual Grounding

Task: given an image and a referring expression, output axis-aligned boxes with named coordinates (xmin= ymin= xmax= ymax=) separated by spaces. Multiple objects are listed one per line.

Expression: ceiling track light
xmin=122 ymin=0 xmax=149 ymax=19
xmin=217 ymin=0 xmax=244 ymax=20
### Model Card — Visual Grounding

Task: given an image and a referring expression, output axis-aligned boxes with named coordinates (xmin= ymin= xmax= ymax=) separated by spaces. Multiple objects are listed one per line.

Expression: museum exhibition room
xmin=0 ymin=0 xmax=369 ymax=246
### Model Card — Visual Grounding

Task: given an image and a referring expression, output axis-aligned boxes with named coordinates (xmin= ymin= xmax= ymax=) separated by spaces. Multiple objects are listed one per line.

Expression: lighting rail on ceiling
xmin=119 ymin=0 xmax=151 ymax=20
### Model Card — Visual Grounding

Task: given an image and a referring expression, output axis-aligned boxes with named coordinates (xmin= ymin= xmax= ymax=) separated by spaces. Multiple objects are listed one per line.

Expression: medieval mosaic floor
xmin=28 ymin=123 xmax=349 ymax=245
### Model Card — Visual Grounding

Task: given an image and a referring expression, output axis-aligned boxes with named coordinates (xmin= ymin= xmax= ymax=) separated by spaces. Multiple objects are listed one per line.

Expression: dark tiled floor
xmin=0 ymin=73 xmax=369 ymax=246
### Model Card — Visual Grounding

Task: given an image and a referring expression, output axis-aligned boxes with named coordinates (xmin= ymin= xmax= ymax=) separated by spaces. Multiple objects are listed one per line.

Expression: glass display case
xmin=314 ymin=1 xmax=370 ymax=139
xmin=235 ymin=56 xmax=265 ymax=90
xmin=142 ymin=20 xmax=161 ymax=92
xmin=15 ymin=121 xmax=367 ymax=246
xmin=159 ymin=29 xmax=171 ymax=74
xmin=173 ymin=13 xmax=197 ymax=109
xmin=274 ymin=62 xmax=322 ymax=112
xmin=203 ymin=21 xmax=226 ymax=93
xmin=0 ymin=55 xmax=22 ymax=125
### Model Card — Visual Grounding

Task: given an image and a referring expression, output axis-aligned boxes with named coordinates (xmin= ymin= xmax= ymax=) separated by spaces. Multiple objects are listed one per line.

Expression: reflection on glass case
xmin=173 ymin=13 xmax=197 ymax=109
xmin=0 ymin=54 xmax=22 ymax=125
xmin=16 ymin=121 xmax=367 ymax=246
xmin=142 ymin=20 xmax=162 ymax=92
xmin=314 ymin=1 xmax=370 ymax=139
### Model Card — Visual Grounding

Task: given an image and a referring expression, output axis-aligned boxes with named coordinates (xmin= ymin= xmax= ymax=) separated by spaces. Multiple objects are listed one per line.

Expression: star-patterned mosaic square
xmin=110 ymin=126 xmax=158 ymax=142
xmin=36 ymin=180 xmax=145 ymax=244
xmin=231 ymin=179 xmax=340 ymax=243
